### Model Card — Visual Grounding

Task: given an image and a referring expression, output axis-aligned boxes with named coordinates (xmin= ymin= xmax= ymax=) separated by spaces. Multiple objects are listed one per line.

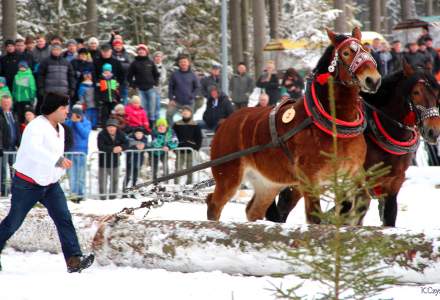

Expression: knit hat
xmin=133 ymin=126 xmax=146 ymax=134
xmin=112 ymin=39 xmax=123 ymax=46
xmin=71 ymin=104 xmax=84 ymax=116
xmin=156 ymin=118 xmax=168 ymax=128
xmin=40 ymin=93 xmax=69 ymax=115
xmin=0 ymin=77 xmax=6 ymax=84
xmin=78 ymin=48 xmax=90 ymax=55
xmin=66 ymin=39 xmax=77 ymax=46
xmin=153 ymin=51 xmax=163 ymax=58
xmin=100 ymin=44 xmax=112 ymax=51
xmin=106 ymin=118 xmax=119 ymax=128
xmin=18 ymin=60 xmax=29 ymax=69
xmin=82 ymin=69 xmax=92 ymax=76
xmin=88 ymin=37 xmax=99 ymax=45
xmin=102 ymin=63 xmax=112 ymax=73
xmin=24 ymin=105 xmax=35 ymax=114
xmin=137 ymin=44 xmax=148 ymax=52
xmin=181 ymin=105 xmax=193 ymax=113
xmin=51 ymin=44 xmax=63 ymax=50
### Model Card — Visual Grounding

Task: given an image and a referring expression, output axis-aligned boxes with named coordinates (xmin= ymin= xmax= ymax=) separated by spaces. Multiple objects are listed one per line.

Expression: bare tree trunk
xmin=334 ymin=0 xmax=347 ymax=32
xmin=381 ymin=0 xmax=389 ymax=34
xmin=241 ymin=0 xmax=251 ymax=68
xmin=401 ymin=0 xmax=416 ymax=19
xmin=426 ymin=0 xmax=434 ymax=16
xmin=370 ymin=0 xmax=381 ymax=32
xmin=252 ymin=0 xmax=266 ymax=79
xmin=231 ymin=0 xmax=244 ymax=70
xmin=85 ymin=0 xmax=98 ymax=37
xmin=2 ymin=0 xmax=17 ymax=41
xmin=268 ymin=0 xmax=280 ymax=39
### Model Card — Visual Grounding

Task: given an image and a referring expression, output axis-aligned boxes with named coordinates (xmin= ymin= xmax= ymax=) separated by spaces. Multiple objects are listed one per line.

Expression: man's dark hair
xmin=391 ymin=40 xmax=400 ymax=45
xmin=15 ymin=38 xmax=24 ymax=44
xmin=75 ymin=38 xmax=85 ymax=44
xmin=237 ymin=62 xmax=247 ymax=67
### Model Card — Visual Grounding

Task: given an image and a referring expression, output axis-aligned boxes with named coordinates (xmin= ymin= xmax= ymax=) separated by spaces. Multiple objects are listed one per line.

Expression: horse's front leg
xmin=304 ymin=193 xmax=322 ymax=224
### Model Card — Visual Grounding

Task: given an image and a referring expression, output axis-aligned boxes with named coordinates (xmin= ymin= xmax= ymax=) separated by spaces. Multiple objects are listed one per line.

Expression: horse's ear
xmin=403 ymin=59 xmax=415 ymax=77
xmin=326 ymin=28 xmax=337 ymax=45
xmin=352 ymin=27 xmax=362 ymax=41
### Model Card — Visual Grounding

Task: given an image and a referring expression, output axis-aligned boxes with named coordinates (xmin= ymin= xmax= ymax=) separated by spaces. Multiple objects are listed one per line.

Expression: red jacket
xmin=124 ymin=104 xmax=151 ymax=132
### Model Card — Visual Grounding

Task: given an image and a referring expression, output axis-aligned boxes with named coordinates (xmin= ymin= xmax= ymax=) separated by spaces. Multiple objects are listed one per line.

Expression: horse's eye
xmin=343 ymin=51 xmax=350 ymax=57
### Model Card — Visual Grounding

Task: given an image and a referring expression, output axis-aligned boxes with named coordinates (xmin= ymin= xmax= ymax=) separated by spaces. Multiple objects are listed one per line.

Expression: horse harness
xmin=365 ymin=75 xmax=440 ymax=155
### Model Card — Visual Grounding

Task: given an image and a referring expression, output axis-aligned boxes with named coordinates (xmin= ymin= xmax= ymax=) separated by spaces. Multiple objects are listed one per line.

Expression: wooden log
xmin=2 ymin=205 xmax=440 ymax=283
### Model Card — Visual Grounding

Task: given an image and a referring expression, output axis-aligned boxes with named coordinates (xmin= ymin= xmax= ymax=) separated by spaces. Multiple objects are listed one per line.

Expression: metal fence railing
xmin=0 ymin=147 xmax=212 ymax=200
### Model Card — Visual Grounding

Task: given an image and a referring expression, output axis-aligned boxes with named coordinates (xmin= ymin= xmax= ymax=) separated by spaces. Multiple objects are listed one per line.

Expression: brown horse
xmin=266 ymin=61 xmax=440 ymax=226
xmin=206 ymin=28 xmax=381 ymax=224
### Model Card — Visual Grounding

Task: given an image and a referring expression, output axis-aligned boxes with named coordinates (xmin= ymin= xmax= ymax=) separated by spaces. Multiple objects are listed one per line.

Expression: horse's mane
xmin=362 ymin=67 xmax=440 ymax=107
xmin=313 ymin=34 xmax=350 ymax=75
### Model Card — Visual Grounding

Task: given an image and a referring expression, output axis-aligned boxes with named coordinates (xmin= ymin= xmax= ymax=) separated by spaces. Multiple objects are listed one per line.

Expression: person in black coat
xmin=97 ymin=118 xmax=129 ymax=200
xmin=15 ymin=38 xmax=35 ymax=72
xmin=94 ymin=44 xmax=125 ymax=86
xmin=0 ymin=40 xmax=20 ymax=91
xmin=71 ymin=48 xmax=95 ymax=104
xmin=256 ymin=60 xmax=280 ymax=106
xmin=172 ymin=105 xmax=202 ymax=184
xmin=202 ymin=85 xmax=234 ymax=131
xmin=123 ymin=127 xmax=149 ymax=191
xmin=0 ymin=95 xmax=21 ymax=196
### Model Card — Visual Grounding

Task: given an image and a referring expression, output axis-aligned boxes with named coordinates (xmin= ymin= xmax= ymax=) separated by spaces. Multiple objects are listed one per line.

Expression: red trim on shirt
xmin=15 ymin=171 xmax=37 ymax=185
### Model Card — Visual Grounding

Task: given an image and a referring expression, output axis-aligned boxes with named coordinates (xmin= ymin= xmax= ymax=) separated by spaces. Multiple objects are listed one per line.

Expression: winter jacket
xmin=0 ymin=86 xmax=11 ymax=99
xmin=63 ymin=50 xmax=76 ymax=63
xmin=151 ymin=128 xmax=178 ymax=156
xmin=112 ymin=49 xmax=131 ymax=77
xmin=124 ymin=103 xmax=151 ymax=132
xmin=78 ymin=81 xmax=96 ymax=108
xmin=172 ymin=119 xmax=202 ymax=151
xmin=65 ymin=117 xmax=92 ymax=154
xmin=12 ymin=69 xmax=36 ymax=102
xmin=201 ymin=75 xmax=221 ymax=98
xmin=427 ymin=47 xmax=440 ymax=74
xmin=256 ymin=73 xmax=280 ymax=106
xmin=168 ymin=69 xmax=200 ymax=105
xmin=31 ymin=45 xmax=50 ymax=66
xmin=388 ymin=50 xmax=404 ymax=73
xmin=0 ymin=110 xmax=21 ymax=150
xmin=203 ymin=94 xmax=234 ymax=130
xmin=17 ymin=51 xmax=35 ymax=72
xmin=126 ymin=133 xmax=148 ymax=166
xmin=71 ymin=59 xmax=96 ymax=82
xmin=94 ymin=56 xmax=125 ymax=85
xmin=38 ymin=55 xmax=76 ymax=96
xmin=127 ymin=56 xmax=160 ymax=91
xmin=97 ymin=129 xmax=129 ymax=168
xmin=230 ymin=73 xmax=254 ymax=105
xmin=0 ymin=52 xmax=20 ymax=90
xmin=96 ymin=77 xmax=119 ymax=104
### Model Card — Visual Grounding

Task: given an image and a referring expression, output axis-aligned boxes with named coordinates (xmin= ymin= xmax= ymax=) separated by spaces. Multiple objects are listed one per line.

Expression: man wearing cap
xmin=94 ymin=44 xmax=125 ymax=88
xmin=127 ymin=44 xmax=160 ymax=125
xmin=37 ymin=44 xmax=76 ymax=106
xmin=65 ymin=105 xmax=91 ymax=202
xmin=167 ymin=54 xmax=200 ymax=126
xmin=112 ymin=39 xmax=131 ymax=103
xmin=201 ymin=64 xmax=222 ymax=99
xmin=0 ymin=40 xmax=20 ymax=91
xmin=0 ymin=92 xmax=94 ymax=272
xmin=97 ymin=118 xmax=129 ymax=200
xmin=63 ymin=39 xmax=78 ymax=63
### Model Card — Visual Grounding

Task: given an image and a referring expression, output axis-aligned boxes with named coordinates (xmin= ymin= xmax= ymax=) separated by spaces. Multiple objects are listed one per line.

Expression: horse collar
xmin=304 ymin=77 xmax=367 ymax=138
xmin=366 ymin=106 xmax=420 ymax=155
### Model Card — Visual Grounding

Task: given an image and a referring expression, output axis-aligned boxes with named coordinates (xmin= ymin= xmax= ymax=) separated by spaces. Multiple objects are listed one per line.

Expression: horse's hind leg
xmin=246 ymin=186 xmax=282 ymax=221
xmin=304 ymin=193 xmax=322 ymax=224
xmin=277 ymin=187 xmax=303 ymax=222
xmin=206 ymin=166 xmax=243 ymax=221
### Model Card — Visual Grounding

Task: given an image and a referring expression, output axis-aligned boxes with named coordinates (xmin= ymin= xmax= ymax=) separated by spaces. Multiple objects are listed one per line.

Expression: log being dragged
xmin=92 ymin=216 xmax=440 ymax=282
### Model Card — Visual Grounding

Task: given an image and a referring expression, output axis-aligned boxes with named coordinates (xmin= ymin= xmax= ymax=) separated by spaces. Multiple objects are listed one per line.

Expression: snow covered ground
xmin=2 ymin=166 xmax=440 ymax=299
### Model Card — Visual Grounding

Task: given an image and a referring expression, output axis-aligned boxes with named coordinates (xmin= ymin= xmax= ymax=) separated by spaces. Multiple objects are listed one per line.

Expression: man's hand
xmin=163 ymin=146 xmax=169 ymax=152
xmin=168 ymin=100 xmax=176 ymax=107
xmin=113 ymin=146 xmax=123 ymax=154
xmin=60 ymin=158 xmax=72 ymax=169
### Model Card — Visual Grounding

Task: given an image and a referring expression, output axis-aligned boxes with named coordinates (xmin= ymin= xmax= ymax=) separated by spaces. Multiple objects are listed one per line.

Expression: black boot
xmin=66 ymin=254 xmax=95 ymax=273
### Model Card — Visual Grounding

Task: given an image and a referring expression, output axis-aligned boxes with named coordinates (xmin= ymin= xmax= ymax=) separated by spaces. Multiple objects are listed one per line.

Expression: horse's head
xmin=326 ymin=27 xmax=381 ymax=93
xmin=402 ymin=61 xmax=440 ymax=144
